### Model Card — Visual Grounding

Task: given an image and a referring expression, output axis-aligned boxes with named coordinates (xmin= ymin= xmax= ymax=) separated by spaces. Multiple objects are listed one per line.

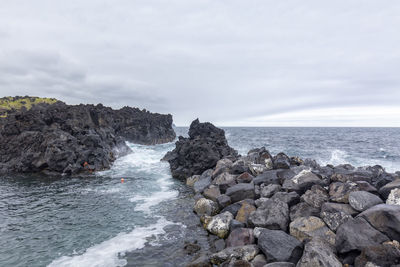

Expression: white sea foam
xmin=48 ymin=217 xmax=176 ymax=267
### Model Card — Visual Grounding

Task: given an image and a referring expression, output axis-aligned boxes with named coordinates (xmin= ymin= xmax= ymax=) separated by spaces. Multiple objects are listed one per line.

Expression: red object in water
xmin=121 ymin=178 xmax=125 ymax=183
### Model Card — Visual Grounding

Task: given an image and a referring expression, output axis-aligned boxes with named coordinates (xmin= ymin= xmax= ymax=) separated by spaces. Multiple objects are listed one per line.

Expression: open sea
xmin=1 ymin=127 xmax=400 ymax=267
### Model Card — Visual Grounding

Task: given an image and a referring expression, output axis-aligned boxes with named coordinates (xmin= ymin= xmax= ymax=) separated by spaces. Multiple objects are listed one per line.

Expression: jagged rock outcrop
xmin=163 ymin=119 xmax=237 ymax=179
xmin=0 ymin=99 xmax=175 ymax=175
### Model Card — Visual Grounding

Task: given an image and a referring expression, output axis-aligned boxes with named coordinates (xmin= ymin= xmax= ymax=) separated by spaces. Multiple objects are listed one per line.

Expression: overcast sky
xmin=0 ymin=0 xmax=400 ymax=126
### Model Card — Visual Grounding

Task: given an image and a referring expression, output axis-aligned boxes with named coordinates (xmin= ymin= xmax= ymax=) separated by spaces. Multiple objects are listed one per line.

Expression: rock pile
xmin=0 ymin=100 xmax=176 ymax=175
xmin=163 ymin=119 xmax=238 ymax=179
xmin=167 ymin=122 xmax=400 ymax=267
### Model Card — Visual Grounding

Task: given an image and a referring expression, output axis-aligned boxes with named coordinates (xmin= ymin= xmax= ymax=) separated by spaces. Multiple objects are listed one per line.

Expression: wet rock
xmin=348 ymin=191 xmax=383 ymax=211
xmin=194 ymin=198 xmax=219 ymax=216
xmin=231 ymin=159 xmax=251 ymax=175
xmin=271 ymin=191 xmax=300 ymax=207
xmin=358 ymin=204 xmax=400 ymax=241
xmin=247 ymin=147 xmax=273 ymax=167
xmin=236 ymin=172 xmax=254 ymax=184
xmin=257 ymin=228 xmax=303 ymax=263
xmin=204 ymin=211 xmax=234 ymax=238
xmin=379 ymin=179 xmax=400 ymax=199
xmin=387 ymin=188 xmax=400 ymax=205
xmin=164 ymin=119 xmax=237 ymax=179
xmin=226 ymin=183 xmax=255 ymax=203
xmin=373 ymin=172 xmax=397 ymax=190
xmin=186 ymin=253 xmax=212 ymax=267
xmin=329 ymin=181 xmax=358 ymax=203
xmin=226 ymin=228 xmax=255 ymax=247
xmin=184 ymin=241 xmax=201 ymax=255
xmin=290 ymin=156 xmax=304 ymax=166
xmin=210 ymin=245 xmax=259 ymax=265
xmin=248 ymin=199 xmax=289 ymax=231
xmin=289 ymin=216 xmax=336 ymax=245
xmin=289 ymin=202 xmax=320 ymax=221
xmin=273 ymin=152 xmax=291 ymax=169
xmin=250 ymin=254 xmax=267 ymax=267
xmin=235 ymin=202 xmax=256 ymax=224
xmin=300 ymin=185 xmax=329 ymax=209
xmin=282 ymin=169 xmax=323 ymax=193
xmin=335 ymin=217 xmax=389 ymax=253
xmin=260 ymin=184 xmax=281 ymax=198
xmin=355 ymin=181 xmax=378 ymax=193
xmin=203 ymin=186 xmax=221 ymax=202
xmin=253 ymin=170 xmax=280 ymax=186
xmin=354 ymin=242 xmax=400 ymax=267
xmin=217 ymin=195 xmax=231 ymax=209
xmin=222 ymin=259 xmax=252 ymax=267
xmin=187 ymin=175 xmax=200 ymax=187
xmin=1 ymin=101 xmax=175 ymax=175
xmin=221 ymin=202 xmax=243 ymax=217
xmin=296 ymin=237 xmax=341 ymax=267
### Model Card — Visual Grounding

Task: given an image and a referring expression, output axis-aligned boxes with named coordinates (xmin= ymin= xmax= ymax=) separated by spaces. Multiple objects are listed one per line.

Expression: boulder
xmin=164 ymin=119 xmax=237 ymax=179
xmin=253 ymin=170 xmax=280 ymax=186
xmin=320 ymin=203 xmax=356 ymax=231
xmin=289 ymin=202 xmax=320 ymax=221
xmin=271 ymin=191 xmax=300 ymax=207
xmin=358 ymin=204 xmax=400 ymax=241
xmin=236 ymin=172 xmax=254 ymax=183
xmin=186 ymin=253 xmax=212 ymax=267
xmin=204 ymin=211 xmax=234 ymax=238
xmin=212 ymin=158 xmax=234 ymax=178
xmin=213 ymin=172 xmax=237 ymax=193
xmin=289 ymin=216 xmax=336 ymax=245
xmin=320 ymin=202 xmax=359 ymax=216
xmin=273 ymin=152 xmax=291 ymax=169
xmin=187 ymin=175 xmax=200 ymax=187
xmin=248 ymin=199 xmax=289 ymax=231
xmin=194 ymin=198 xmax=219 ymax=216
xmin=226 ymin=228 xmax=255 ymax=247
xmin=226 ymin=183 xmax=255 ymax=203
xmin=387 ymin=188 xmax=400 ymax=205
xmin=379 ymin=179 xmax=400 ymax=199
xmin=235 ymin=202 xmax=256 ymax=224
xmin=230 ymin=219 xmax=245 ymax=232
xmin=210 ymin=245 xmax=259 ymax=265
xmin=250 ymin=254 xmax=267 ymax=267
xmin=348 ymin=191 xmax=383 ymax=211
xmin=335 ymin=217 xmax=389 ymax=253
xmin=249 ymin=164 xmax=267 ymax=176
xmin=217 ymin=194 xmax=231 ymax=209
xmin=300 ymin=185 xmax=329 ymax=209
xmin=203 ymin=186 xmax=221 ymax=202
xmin=373 ymin=172 xmax=397 ymax=190
xmin=260 ymin=184 xmax=281 ymax=198
xmin=331 ymin=169 xmax=373 ymax=183
xmin=329 ymin=181 xmax=358 ymax=203
xmin=354 ymin=242 xmax=400 ymax=267
xmin=257 ymin=228 xmax=303 ymax=263
xmin=194 ymin=175 xmax=212 ymax=194
xmin=263 ymin=263 xmax=294 ymax=267
xmin=296 ymin=237 xmax=342 ymax=267
xmin=282 ymin=170 xmax=323 ymax=193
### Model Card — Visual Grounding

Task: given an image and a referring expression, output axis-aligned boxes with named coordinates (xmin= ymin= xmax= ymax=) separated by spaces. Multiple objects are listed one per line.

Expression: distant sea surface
xmin=1 ymin=127 xmax=399 ymax=267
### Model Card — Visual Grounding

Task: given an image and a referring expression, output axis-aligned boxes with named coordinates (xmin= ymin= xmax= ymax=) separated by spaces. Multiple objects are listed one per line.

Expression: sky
xmin=0 ymin=0 xmax=400 ymax=126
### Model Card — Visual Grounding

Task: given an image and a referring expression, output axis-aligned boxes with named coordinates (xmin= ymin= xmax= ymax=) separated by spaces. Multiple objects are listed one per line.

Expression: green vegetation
xmin=0 ymin=96 xmax=59 ymax=117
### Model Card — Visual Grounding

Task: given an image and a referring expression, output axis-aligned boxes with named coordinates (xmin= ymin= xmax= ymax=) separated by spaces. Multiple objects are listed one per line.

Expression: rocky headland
xmin=0 ymin=96 xmax=176 ymax=175
xmin=165 ymin=120 xmax=400 ymax=267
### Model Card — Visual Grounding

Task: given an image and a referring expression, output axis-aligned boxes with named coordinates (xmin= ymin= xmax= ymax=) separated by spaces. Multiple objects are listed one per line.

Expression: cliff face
xmin=0 ymin=99 xmax=176 ymax=175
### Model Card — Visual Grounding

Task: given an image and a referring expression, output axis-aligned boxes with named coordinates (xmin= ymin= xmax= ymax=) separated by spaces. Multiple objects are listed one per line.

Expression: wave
xmin=48 ymin=217 xmax=176 ymax=267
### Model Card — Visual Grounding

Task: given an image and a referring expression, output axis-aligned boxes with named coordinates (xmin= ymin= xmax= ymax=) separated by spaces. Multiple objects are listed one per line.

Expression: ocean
xmin=1 ymin=127 xmax=399 ymax=267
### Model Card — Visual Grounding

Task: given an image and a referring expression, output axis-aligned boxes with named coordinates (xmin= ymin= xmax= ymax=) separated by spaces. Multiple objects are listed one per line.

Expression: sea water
xmin=1 ymin=127 xmax=399 ymax=267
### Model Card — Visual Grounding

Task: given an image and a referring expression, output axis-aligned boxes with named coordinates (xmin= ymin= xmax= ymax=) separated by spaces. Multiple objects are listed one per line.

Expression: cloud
xmin=0 ymin=0 xmax=399 ymax=125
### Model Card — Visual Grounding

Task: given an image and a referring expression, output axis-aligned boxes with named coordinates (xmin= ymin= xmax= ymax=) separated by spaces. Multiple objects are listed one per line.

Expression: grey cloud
xmin=0 ymin=0 xmax=399 ymax=125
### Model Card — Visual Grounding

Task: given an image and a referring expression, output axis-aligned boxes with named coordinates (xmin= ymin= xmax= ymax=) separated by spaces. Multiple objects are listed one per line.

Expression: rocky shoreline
xmin=165 ymin=120 xmax=400 ymax=267
xmin=0 ymin=97 xmax=176 ymax=175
